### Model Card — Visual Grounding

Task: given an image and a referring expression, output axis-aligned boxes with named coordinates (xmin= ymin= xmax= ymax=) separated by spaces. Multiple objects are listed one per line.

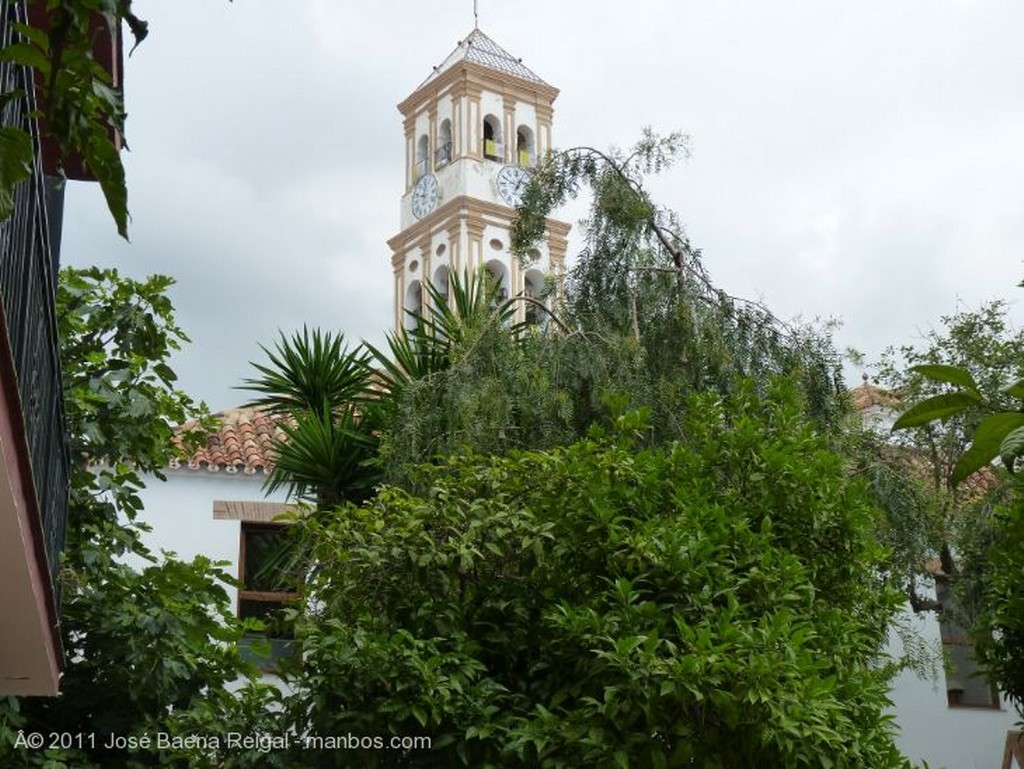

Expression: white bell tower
xmin=387 ymin=28 xmax=571 ymax=330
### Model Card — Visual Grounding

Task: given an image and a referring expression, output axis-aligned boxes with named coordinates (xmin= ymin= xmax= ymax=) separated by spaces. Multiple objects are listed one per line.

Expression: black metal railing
xmin=435 ymin=141 xmax=452 ymax=168
xmin=0 ymin=0 xmax=71 ymax=616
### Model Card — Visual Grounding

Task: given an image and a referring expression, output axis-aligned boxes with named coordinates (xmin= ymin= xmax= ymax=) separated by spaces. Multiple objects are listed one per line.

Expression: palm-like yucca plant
xmin=367 ymin=269 xmax=520 ymax=407
xmin=241 ymin=326 xmax=374 ymax=416
xmin=267 ymin=406 xmax=379 ymax=509
xmin=240 ymin=327 xmax=379 ymax=509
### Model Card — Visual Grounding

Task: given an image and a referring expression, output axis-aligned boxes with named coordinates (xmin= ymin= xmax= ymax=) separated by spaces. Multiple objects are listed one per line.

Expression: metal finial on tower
xmin=474 ymin=0 xmax=479 ymax=28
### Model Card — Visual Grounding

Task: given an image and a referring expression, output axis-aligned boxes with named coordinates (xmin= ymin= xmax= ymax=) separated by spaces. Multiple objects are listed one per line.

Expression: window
xmin=238 ymin=523 xmax=299 ymax=670
xmin=436 ymin=119 xmax=452 ymax=167
xmin=936 ymin=577 xmax=1000 ymax=708
xmin=415 ymin=134 xmax=430 ymax=179
xmin=483 ymin=115 xmax=503 ymax=161
xmin=523 ymin=268 xmax=546 ymax=327
xmin=432 ymin=265 xmax=449 ymax=303
xmin=404 ymin=279 xmax=423 ymax=330
xmin=485 ymin=260 xmax=509 ymax=310
xmin=516 ymin=125 xmax=535 ymax=166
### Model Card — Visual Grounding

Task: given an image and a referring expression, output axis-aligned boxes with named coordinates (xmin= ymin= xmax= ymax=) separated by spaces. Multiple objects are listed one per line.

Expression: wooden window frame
xmin=238 ymin=522 xmax=299 ymax=670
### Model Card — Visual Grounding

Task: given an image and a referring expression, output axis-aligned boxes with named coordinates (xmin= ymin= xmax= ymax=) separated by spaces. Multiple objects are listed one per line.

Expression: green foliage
xmin=512 ymin=130 xmax=846 ymax=435
xmin=370 ymin=134 xmax=847 ymax=489
xmin=0 ymin=3 xmax=148 ymax=238
xmin=242 ymin=326 xmax=374 ymax=416
xmin=24 ymin=555 xmax=262 ymax=768
xmin=371 ymin=271 xmax=586 ymax=488
xmin=893 ymin=366 xmax=1024 ymax=486
xmin=881 ymin=300 xmax=1024 ymax=463
xmin=367 ymin=269 xmax=519 ymax=400
xmin=0 ymin=267 xmax=271 ymax=768
xmin=877 ymin=300 xmax=1024 ymax=569
xmin=959 ymin=484 xmax=1024 ymax=712
xmin=0 ymin=125 xmax=34 ymax=219
xmin=240 ymin=130 xmax=905 ymax=763
xmin=893 ymin=390 xmax=983 ymax=431
xmin=57 ymin=266 xmax=212 ymax=554
xmin=282 ymin=383 xmax=910 ymax=768
xmin=270 ymin=404 xmax=379 ymax=507
xmin=885 ymin=298 xmax=1024 ymax=713
xmin=241 ymin=327 xmax=380 ymax=507
xmin=844 ymin=430 xmax=941 ymax=611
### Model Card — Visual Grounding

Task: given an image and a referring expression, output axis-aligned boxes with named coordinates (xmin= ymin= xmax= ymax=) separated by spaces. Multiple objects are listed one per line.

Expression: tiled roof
xmin=170 ymin=407 xmax=285 ymax=475
xmin=850 ymin=377 xmax=900 ymax=411
xmin=885 ymin=443 xmax=1002 ymax=501
xmin=420 ymin=28 xmax=547 ymax=88
xmin=957 ymin=462 xmax=1002 ymax=500
xmin=848 ymin=376 xmax=1003 ymax=495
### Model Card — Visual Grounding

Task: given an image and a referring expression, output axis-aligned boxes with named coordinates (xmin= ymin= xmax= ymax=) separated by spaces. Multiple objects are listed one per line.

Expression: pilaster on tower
xmin=387 ymin=28 xmax=571 ymax=330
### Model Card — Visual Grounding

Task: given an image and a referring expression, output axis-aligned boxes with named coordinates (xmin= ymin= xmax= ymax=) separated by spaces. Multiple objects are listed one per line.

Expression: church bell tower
xmin=387 ymin=28 xmax=571 ymax=329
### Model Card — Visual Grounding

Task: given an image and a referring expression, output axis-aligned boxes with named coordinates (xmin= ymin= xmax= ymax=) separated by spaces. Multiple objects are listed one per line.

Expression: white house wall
xmin=888 ymin=605 xmax=1019 ymax=769
xmin=132 ymin=469 xmax=287 ymax=608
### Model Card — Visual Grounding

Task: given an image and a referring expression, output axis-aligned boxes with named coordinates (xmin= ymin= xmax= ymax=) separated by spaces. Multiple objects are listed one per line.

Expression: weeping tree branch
xmin=513 ymin=134 xmax=808 ymax=344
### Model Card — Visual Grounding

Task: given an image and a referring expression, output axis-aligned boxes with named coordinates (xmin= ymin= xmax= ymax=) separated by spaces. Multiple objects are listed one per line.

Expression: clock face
xmin=496 ymin=165 xmax=530 ymax=207
xmin=411 ymin=174 xmax=439 ymax=219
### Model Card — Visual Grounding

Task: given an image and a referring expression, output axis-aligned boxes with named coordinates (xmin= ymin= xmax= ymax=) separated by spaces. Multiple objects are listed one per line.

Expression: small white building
xmin=137 ymin=407 xmax=293 ymax=639
xmin=889 ymin=604 xmax=1020 ymax=769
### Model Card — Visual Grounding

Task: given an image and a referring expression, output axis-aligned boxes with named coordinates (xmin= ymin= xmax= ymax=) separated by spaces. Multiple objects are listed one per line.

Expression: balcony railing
xmin=484 ymin=139 xmax=504 ymax=161
xmin=414 ymin=157 xmax=429 ymax=180
xmin=0 ymin=1 xmax=71 ymax=614
xmin=518 ymin=149 xmax=534 ymax=167
xmin=435 ymin=141 xmax=452 ymax=168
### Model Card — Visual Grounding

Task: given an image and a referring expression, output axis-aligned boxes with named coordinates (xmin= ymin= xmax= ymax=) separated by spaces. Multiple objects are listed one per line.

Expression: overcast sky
xmin=61 ymin=1 xmax=1024 ymax=412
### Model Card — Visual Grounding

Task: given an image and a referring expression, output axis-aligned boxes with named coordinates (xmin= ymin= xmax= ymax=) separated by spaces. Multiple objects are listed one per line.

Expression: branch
xmin=504 ymin=294 xmax=573 ymax=336
xmin=560 ymin=145 xmax=804 ymax=341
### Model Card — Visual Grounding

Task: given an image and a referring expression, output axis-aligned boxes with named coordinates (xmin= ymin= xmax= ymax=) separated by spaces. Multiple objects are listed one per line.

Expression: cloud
xmin=60 ymin=0 xmax=1024 ymax=410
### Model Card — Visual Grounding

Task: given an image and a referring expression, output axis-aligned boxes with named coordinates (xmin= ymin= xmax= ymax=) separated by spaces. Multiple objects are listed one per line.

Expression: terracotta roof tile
xmin=850 ymin=378 xmax=900 ymax=411
xmin=170 ymin=407 xmax=286 ymax=475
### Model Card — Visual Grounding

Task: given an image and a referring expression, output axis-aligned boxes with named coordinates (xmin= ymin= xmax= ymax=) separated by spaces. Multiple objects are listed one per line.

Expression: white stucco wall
xmin=133 ymin=468 xmax=288 ymax=606
xmin=888 ymin=606 xmax=1020 ymax=769
xmin=861 ymin=403 xmax=898 ymax=433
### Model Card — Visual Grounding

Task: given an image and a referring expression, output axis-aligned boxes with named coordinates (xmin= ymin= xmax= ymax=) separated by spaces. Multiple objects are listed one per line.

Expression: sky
xmin=61 ymin=0 xmax=1024 ymax=413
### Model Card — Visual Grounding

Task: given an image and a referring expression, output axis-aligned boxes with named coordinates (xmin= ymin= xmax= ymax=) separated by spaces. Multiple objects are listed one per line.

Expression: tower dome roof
xmin=420 ymin=28 xmax=548 ymax=88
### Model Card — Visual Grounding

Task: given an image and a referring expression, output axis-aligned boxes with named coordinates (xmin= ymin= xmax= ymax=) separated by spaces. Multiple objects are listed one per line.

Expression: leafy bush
xmin=283 ymin=382 xmax=910 ymax=768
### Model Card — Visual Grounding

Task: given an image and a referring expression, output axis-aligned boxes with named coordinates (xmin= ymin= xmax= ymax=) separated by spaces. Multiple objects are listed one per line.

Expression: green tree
xmin=0 ymin=267 xmax=274 ymax=768
xmin=368 ymin=270 xmax=584 ymax=489
xmin=0 ymin=1 xmax=148 ymax=237
xmin=963 ymin=487 xmax=1024 ymax=715
xmin=884 ymin=299 xmax=1024 ymax=713
xmin=872 ymin=301 xmax=1024 ymax=611
xmin=280 ymin=382 xmax=909 ymax=768
xmin=241 ymin=326 xmax=380 ymax=509
xmin=370 ymin=133 xmax=847 ymax=488
xmin=513 ymin=130 xmax=845 ymax=433
xmin=246 ymin=133 xmax=909 ymax=766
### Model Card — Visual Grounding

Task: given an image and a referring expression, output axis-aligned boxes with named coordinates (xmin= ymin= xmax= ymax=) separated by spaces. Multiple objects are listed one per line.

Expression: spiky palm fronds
xmin=266 ymin=405 xmax=379 ymax=509
xmin=242 ymin=327 xmax=380 ymax=509
xmin=367 ymin=269 xmax=519 ymax=404
xmin=240 ymin=326 xmax=375 ymax=416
